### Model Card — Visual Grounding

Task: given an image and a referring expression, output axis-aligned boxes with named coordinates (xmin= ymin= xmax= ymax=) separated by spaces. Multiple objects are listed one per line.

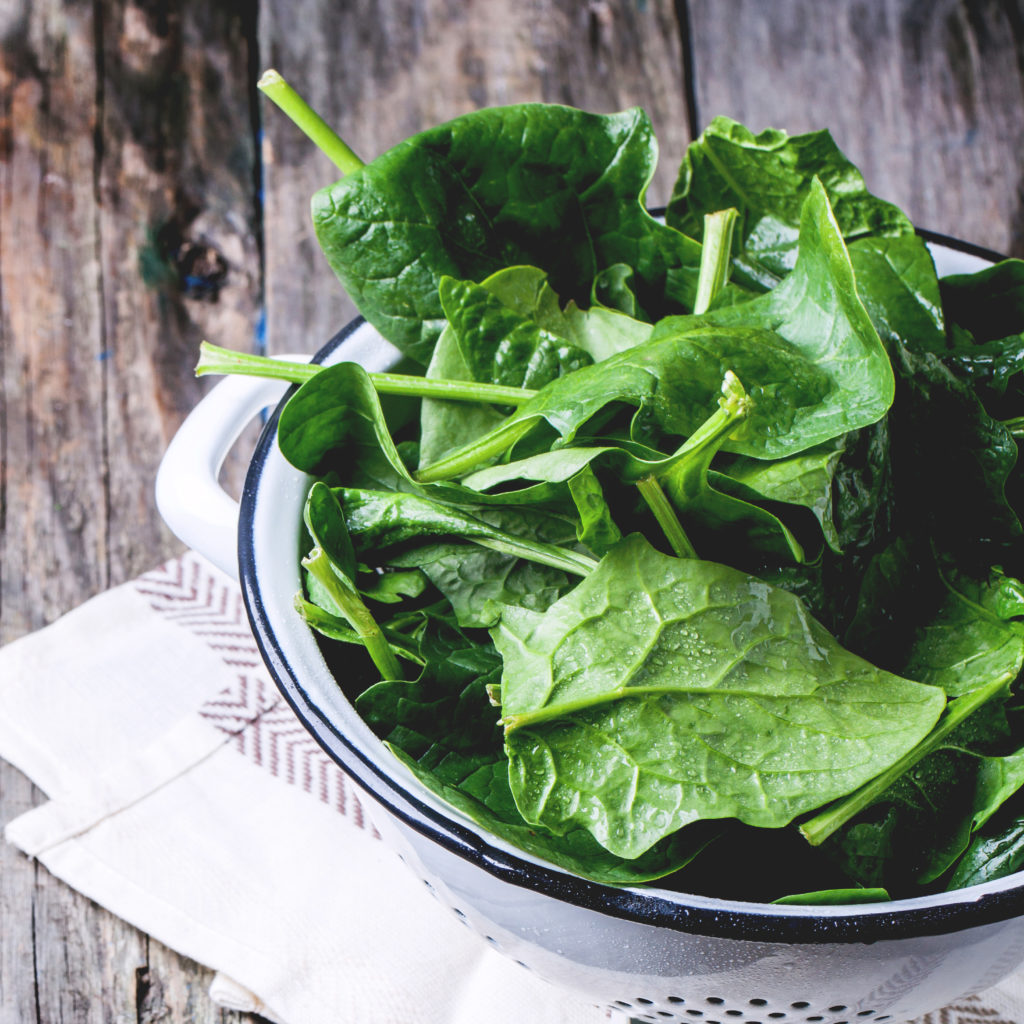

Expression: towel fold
xmin=0 ymin=550 xmax=613 ymax=1024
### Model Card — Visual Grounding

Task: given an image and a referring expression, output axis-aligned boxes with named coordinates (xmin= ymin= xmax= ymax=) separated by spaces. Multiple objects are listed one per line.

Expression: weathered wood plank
xmin=0 ymin=0 xmax=110 ymax=643
xmin=94 ymin=0 xmax=263 ymax=580
xmin=0 ymin=0 xmax=265 ymax=1020
xmin=686 ymin=0 xmax=1024 ymax=256
xmin=0 ymin=766 xmax=44 ymax=1024
xmin=258 ymin=0 xmax=693 ymax=357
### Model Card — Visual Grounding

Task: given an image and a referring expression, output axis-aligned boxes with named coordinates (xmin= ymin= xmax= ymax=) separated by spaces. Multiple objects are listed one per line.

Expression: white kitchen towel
xmin=4 ymin=552 xmax=1024 ymax=1024
xmin=0 ymin=550 xmax=614 ymax=1024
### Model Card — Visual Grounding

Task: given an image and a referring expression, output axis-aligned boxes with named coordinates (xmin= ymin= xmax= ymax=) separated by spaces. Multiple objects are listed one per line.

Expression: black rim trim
xmin=239 ymin=234 xmax=1024 ymax=945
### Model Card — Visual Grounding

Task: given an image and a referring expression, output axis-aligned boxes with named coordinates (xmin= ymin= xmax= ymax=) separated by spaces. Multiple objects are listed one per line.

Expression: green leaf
xmin=948 ymin=813 xmax=1024 ymax=890
xmin=494 ymin=534 xmax=945 ymax=858
xmin=416 ymin=323 xmax=832 ymax=482
xmin=567 ymin=467 xmax=622 ymax=556
xmin=279 ymin=362 xmax=414 ymax=483
xmin=847 ymin=235 xmax=947 ymax=354
xmin=312 ymin=104 xmax=701 ymax=364
xmin=360 ymin=653 xmax=716 ymax=884
xmin=656 ymin=180 xmax=895 ymax=457
xmin=714 ymin=437 xmax=845 ymax=553
xmin=439 ymin=275 xmax=594 ymax=390
xmin=336 ymin=487 xmax=597 ymax=578
xmin=667 ymin=117 xmax=913 ymax=288
xmin=940 ymin=259 xmax=1024 ymax=344
xmin=418 ymin=323 xmax=508 ymax=468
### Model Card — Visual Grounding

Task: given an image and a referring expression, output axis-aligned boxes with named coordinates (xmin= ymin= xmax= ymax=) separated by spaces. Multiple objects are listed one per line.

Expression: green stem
xmin=196 ymin=342 xmax=537 ymax=406
xmin=1003 ymin=415 xmax=1024 ymax=438
xmin=799 ymin=672 xmax=1013 ymax=846
xmin=415 ymin=418 xmax=537 ymax=483
xmin=636 ymin=475 xmax=697 ymax=558
xmin=302 ymin=548 xmax=403 ymax=680
xmin=693 ymin=208 xmax=739 ymax=315
xmin=474 ymin=536 xmax=598 ymax=578
xmin=257 ymin=69 xmax=364 ymax=175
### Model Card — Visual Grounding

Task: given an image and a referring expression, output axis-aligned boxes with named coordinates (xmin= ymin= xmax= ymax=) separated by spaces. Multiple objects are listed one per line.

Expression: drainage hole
xmin=707 ymin=998 xmax=726 ymax=1006
xmin=686 ymin=1011 xmax=705 ymax=1018
xmin=637 ymin=999 xmax=654 ymax=1006
xmin=828 ymin=1008 xmax=848 ymax=1014
xmin=807 ymin=1017 xmax=825 ymax=1022
xmin=614 ymin=1001 xmax=633 ymax=1009
xmin=768 ymin=1015 xmax=787 ymax=1020
xmin=726 ymin=1011 xmax=743 ymax=1017
xmin=667 ymin=997 xmax=686 ymax=1005
xmin=750 ymin=1000 xmax=768 ymax=1008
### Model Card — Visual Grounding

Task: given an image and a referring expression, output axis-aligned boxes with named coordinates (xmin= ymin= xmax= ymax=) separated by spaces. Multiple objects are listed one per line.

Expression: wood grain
xmin=0 ymin=0 xmax=263 ymax=1021
xmin=686 ymin=0 xmax=1024 ymax=256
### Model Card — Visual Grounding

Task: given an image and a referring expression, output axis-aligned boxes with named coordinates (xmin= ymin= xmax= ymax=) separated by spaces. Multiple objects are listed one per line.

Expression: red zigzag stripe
xmin=134 ymin=552 xmax=376 ymax=833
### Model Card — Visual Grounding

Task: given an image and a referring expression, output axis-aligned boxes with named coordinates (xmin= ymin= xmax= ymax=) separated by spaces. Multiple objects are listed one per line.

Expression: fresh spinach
xmin=206 ymin=89 xmax=1024 ymax=900
xmin=667 ymin=116 xmax=913 ymax=289
xmin=311 ymin=104 xmax=701 ymax=364
xmin=495 ymin=535 xmax=944 ymax=859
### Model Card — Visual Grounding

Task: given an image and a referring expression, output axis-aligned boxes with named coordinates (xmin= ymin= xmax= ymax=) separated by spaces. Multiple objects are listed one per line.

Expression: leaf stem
xmin=415 ymin=419 xmax=538 ymax=483
xmin=798 ymin=672 xmax=1012 ymax=846
xmin=636 ymin=475 xmax=698 ymax=558
xmin=257 ymin=69 xmax=364 ymax=175
xmin=693 ymin=208 xmax=739 ymax=315
xmin=302 ymin=548 xmax=403 ymax=680
xmin=1003 ymin=415 xmax=1024 ymax=438
xmin=196 ymin=342 xmax=537 ymax=406
xmin=474 ymin=536 xmax=598 ymax=578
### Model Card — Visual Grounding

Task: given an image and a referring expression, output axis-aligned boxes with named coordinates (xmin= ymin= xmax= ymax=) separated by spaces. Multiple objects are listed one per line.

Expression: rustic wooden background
xmin=1 ymin=0 xmax=1022 ymax=1020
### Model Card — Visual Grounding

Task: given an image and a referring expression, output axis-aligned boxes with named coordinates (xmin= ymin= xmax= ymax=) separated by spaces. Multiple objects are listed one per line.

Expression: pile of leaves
xmin=202 ymin=97 xmax=1024 ymax=904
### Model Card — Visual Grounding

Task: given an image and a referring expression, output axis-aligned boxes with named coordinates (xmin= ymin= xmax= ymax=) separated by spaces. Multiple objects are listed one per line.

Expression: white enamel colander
xmin=156 ymin=235 xmax=1024 ymax=1023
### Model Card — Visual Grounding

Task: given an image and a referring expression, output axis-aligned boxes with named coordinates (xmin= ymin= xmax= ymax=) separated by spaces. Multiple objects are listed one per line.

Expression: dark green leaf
xmin=312 ymin=104 xmax=701 ymax=363
xmin=495 ymin=535 xmax=945 ymax=858
xmin=667 ymin=117 xmax=912 ymax=287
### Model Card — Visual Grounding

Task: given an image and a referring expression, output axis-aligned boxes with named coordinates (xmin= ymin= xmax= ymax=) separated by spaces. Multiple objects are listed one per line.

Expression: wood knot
xmin=173 ymin=241 xmax=228 ymax=301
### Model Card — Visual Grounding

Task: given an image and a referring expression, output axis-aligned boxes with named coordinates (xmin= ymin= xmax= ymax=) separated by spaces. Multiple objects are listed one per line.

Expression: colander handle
xmin=155 ymin=357 xmax=307 ymax=580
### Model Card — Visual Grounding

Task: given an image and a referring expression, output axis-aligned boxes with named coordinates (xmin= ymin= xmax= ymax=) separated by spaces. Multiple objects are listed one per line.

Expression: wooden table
xmin=2 ymin=1 xmax=1022 ymax=1020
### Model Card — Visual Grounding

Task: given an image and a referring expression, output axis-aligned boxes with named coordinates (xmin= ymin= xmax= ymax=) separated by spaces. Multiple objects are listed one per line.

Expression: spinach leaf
xmin=357 ymin=642 xmax=715 ymax=884
xmin=279 ymin=361 xmax=414 ymax=483
xmin=847 ymin=235 xmax=947 ymax=354
xmin=342 ymin=491 xmax=589 ymax=628
xmin=312 ymin=104 xmax=701 ymax=364
xmin=439 ymin=276 xmax=593 ymax=390
xmin=418 ymin=323 xmax=508 ymax=468
xmin=400 ymin=542 xmax=577 ymax=629
xmin=772 ymin=888 xmax=890 ymax=906
xmin=567 ymin=467 xmax=622 ymax=556
xmin=655 ymin=181 xmax=895 ymax=457
xmin=713 ymin=437 xmax=845 ymax=554
xmin=667 ymin=117 xmax=912 ymax=289
xmin=494 ymin=534 xmax=945 ymax=859
xmin=940 ymin=259 xmax=1024 ymax=344
xmin=948 ymin=813 xmax=1024 ymax=890
xmin=336 ymin=487 xmax=597 ymax=579
xmin=416 ymin=324 xmax=832 ymax=482
xmin=805 ymin=554 xmax=1024 ymax=888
